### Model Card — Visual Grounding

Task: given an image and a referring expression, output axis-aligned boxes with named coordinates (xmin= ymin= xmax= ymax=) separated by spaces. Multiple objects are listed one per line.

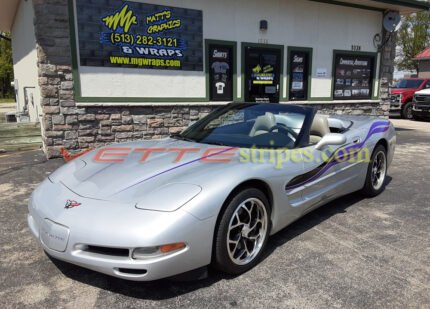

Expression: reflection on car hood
xmin=58 ymin=138 xmax=238 ymax=202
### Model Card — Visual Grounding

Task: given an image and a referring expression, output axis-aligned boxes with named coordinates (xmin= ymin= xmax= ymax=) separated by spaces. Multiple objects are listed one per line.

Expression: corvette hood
xmin=52 ymin=139 xmax=238 ymax=203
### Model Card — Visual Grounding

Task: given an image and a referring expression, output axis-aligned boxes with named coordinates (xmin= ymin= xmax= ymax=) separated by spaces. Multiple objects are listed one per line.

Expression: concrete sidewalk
xmin=0 ymin=119 xmax=429 ymax=308
xmin=0 ymin=102 xmax=16 ymax=114
xmin=0 ymin=102 xmax=42 ymax=153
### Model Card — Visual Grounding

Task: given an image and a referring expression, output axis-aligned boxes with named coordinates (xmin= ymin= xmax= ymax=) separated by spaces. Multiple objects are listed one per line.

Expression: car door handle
xmin=352 ymin=137 xmax=361 ymax=144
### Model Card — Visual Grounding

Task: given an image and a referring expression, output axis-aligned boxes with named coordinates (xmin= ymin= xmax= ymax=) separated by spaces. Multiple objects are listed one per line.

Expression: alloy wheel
xmin=371 ymin=151 xmax=387 ymax=191
xmin=226 ymin=198 xmax=268 ymax=265
xmin=406 ymin=106 xmax=413 ymax=119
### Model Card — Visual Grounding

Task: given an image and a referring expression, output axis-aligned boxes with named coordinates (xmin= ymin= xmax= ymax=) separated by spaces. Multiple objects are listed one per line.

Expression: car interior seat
xmin=310 ymin=114 xmax=330 ymax=144
xmin=249 ymin=112 xmax=277 ymax=137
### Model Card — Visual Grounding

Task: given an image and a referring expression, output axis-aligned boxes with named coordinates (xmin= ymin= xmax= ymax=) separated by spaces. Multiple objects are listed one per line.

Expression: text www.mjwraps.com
xmin=109 ymin=56 xmax=181 ymax=67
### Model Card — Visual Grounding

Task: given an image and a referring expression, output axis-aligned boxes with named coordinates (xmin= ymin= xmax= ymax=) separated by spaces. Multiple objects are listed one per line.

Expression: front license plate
xmin=40 ymin=219 xmax=70 ymax=252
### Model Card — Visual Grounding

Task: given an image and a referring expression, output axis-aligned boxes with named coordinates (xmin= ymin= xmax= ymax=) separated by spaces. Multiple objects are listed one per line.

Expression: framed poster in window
xmin=333 ymin=53 xmax=375 ymax=100
xmin=208 ymin=43 xmax=234 ymax=101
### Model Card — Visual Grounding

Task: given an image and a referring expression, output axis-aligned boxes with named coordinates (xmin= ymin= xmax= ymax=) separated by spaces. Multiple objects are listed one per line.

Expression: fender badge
xmin=65 ymin=200 xmax=81 ymax=209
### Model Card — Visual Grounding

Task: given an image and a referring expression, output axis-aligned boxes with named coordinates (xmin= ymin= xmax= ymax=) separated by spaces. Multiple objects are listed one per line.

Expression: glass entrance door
xmin=245 ymin=46 xmax=281 ymax=103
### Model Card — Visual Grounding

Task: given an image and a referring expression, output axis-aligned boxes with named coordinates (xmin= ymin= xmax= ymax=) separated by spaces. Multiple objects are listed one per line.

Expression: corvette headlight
xmin=132 ymin=243 xmax=186 ymax=260
xmin=135 ymin=183 xmax=202 ymax=212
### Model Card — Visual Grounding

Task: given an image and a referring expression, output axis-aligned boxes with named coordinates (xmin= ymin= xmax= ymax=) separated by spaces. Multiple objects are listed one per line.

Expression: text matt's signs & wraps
xmin=75 ymin=0 xmax=203 ymax=71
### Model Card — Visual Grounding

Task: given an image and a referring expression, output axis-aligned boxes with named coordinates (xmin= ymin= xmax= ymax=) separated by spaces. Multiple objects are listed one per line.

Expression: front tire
xmin=361 ymin=145 xmax=387 ymax=197
xmin=401 ymin=102 xmax=413 ymax=119
xmin=213 ymin=188 xmax=270 ymax=275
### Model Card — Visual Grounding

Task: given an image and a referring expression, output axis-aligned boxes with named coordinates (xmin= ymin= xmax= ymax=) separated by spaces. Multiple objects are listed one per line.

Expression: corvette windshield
xmin=174 ymin=103 xmax=313 ymax=149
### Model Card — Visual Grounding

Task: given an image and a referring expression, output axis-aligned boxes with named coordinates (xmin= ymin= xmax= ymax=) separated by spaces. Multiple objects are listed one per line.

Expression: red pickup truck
xmin=390 ymin=78 xmax=430 ymax=119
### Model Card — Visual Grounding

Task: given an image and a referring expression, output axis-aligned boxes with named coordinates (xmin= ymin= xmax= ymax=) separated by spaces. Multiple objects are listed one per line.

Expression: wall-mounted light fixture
xmin=260 ymin=20 xmax=268 ymax=31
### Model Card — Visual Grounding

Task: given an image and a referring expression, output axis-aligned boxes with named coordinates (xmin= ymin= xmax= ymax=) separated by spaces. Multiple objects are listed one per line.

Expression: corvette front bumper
xmin=27 ymin=180 xmax=216 ymax=281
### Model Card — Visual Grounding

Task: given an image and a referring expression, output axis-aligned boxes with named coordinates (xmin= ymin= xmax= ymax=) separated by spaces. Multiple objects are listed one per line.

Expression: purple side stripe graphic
xmin=120 ymin=120 xmax=390 ymax=192
xmin=286 ymin=121 xmax=390 ymax=190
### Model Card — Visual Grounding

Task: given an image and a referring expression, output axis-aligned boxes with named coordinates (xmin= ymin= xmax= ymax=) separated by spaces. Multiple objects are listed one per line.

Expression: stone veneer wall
xmin=379 ymin=29 xmax=397 ymax=117
xmin=313 ymin=102 xmax=381 ymax=116
xmin=32 ymin=0 xmax=389 ymax=159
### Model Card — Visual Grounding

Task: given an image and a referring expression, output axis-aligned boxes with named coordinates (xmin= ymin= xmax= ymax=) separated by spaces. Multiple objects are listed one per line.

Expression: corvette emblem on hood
xmin=65 ymin=200 xmax=81 ymax=209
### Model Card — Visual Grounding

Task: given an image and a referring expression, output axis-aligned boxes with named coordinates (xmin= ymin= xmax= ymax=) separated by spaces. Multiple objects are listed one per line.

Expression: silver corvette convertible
xmin=28 ymin=103 xmax=396 ymax=281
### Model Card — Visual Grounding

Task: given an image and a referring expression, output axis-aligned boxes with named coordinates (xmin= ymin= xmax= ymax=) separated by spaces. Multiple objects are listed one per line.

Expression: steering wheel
xmin=269 ymin=125 xmax=299 ymax=140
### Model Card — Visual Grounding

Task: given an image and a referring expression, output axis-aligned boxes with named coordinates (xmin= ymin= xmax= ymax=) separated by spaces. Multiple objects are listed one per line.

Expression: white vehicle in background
xmin=412 ymin=88 xmax=430 ymax=120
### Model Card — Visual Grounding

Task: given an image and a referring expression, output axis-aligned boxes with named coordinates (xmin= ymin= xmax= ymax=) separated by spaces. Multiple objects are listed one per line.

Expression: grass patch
xmin=0 ymin=98 xmax=15 ymax=104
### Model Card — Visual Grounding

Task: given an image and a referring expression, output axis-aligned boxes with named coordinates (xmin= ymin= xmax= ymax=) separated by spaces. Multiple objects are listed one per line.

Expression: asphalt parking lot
xmin=0 ymin=118 xmax=429 ymax=308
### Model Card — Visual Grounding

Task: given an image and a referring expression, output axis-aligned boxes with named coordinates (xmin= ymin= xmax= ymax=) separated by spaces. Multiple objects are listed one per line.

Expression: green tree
xmin=0 ymin=32 xmax=14 ymax=98
xmin=396 ymin=11 xmax=430 ymax=72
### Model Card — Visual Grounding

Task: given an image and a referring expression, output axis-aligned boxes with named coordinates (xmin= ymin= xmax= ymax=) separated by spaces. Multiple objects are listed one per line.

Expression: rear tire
xmin=361 ymin=145 xmax=387 ymax=197
xmin=401 ymin=102 xmax=413 ymax=120
xmin=213 ymin=188 xmax=271 ymax=275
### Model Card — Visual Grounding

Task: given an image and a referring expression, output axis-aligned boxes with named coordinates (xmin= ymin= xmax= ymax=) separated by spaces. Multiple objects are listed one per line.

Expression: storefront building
xmin=1 ymin=0 xmax=429 ymax=157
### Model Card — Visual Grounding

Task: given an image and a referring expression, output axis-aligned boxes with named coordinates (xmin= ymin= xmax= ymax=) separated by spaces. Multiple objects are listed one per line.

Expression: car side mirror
xmin=315 ymin=133 xmax=347 ymax=151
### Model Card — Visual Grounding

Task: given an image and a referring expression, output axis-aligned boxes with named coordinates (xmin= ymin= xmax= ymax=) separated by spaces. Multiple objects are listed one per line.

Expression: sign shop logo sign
xmin=102 ymin=4 xmax=138 ymax=33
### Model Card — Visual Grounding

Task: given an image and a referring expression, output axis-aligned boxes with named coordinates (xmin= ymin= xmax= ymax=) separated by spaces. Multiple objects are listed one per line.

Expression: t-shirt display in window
xmin=216 ymin=82 xmax=226 ymax=94
xmin=209 ymin=45 xmax=234 ymax=101
xmin=333 ymin=54 xmax=374 ymax=100
xmin=212 ymin=62 xmax=230 ymax=74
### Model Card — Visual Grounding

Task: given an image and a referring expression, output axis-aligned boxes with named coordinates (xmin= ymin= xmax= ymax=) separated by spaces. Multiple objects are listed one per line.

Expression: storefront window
xmin=288 ymin=49 xmax=311 ymax=101
xmin=333 ymin=53 xmax=374 ymax=100
xmin=208 ymin=43 xmax=234 ymax=101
